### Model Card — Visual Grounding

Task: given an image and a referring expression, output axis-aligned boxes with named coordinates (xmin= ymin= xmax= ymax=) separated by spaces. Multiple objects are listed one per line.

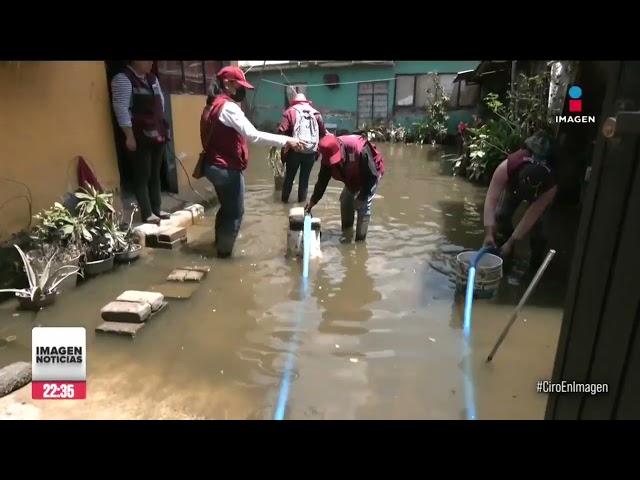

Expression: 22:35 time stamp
xmin=32 ymin=381 xmax=87 ymax=400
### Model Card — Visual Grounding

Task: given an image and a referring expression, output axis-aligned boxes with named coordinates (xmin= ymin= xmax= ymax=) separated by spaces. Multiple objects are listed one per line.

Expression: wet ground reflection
xmin=0 ymin=143 xmax=577 ymax=419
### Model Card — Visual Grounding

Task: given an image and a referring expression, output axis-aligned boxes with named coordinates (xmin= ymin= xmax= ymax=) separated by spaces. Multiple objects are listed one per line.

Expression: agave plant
xmin=0 ymin=245 xmax=82 ymax=301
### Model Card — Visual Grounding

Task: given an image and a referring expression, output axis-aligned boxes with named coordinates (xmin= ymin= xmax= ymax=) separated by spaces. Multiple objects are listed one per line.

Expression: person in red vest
xmin=304 ymin=134 xmax=385 ymax=242
xmin=201 ymin=66 xmax=305 ymax=258
xmin=483 ymin=129 xmax=557 ymax=276
xmin=276 ymin=93 xmax=327 ymax=203
xmin=111 ymin=61 xmax=171 ymax=225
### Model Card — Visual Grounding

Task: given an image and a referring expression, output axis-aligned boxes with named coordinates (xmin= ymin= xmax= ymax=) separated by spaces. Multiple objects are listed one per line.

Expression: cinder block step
xmin=146 ymin=237 xmax=183 ymax=250
xmin=101 ymin=301 xmax=151 ymax=324
xmin=96 ymin=302 xmax=168 ymax=338
xmin=158 ymin=227 xmax=187 ymax=243
xmin=149 ymin=283 xmax=200 ymax=299
xmin=95 ymin=322 xmax=146 ymax=338
xmin=116 ymin=290 xmax=164 ymax=312
xmin=167 ymin=268 xmax=207 ymax=282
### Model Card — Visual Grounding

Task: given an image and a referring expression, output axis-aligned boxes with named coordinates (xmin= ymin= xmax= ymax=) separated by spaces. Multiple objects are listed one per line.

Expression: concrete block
xmin=182 ymin=266 xmax=211 ymax=274
xmin=96 ymin=322 xmax=146 ymax=338
xmin=96 ymin=302 xmax=168 ymax=338
xmin=149 ymin=283 xmax=200 ymax=299
xmin=185 ymin=204 xmax=205 ymax=217
xmin=0 ymin=362 xmax=31 ymax=399
xmin=289 ymin=207 xmax=305 ymax=224
xmin=146 ymin=236 xmax=183 ymax=250
xmin=167 ymin=268 xmax=206 ymax=282
xmin=101 ymin=300 xmax=151 ymax=323
xmin=116 ymin=290 xmax=164 ymax=312
xmin=171 ymin=210 xmax=194 ymax=225
xmin=158 ymin=227 xmax=187 ymax=243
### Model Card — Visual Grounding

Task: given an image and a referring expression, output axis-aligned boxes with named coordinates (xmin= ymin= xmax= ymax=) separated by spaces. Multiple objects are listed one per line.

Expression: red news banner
xmin=31 ymin=327 xmax=87 ymax=400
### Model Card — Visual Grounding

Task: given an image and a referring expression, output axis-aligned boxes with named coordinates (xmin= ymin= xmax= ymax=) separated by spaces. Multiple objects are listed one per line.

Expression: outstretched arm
xmin=219 ymin=101 xmax=291 ymax=148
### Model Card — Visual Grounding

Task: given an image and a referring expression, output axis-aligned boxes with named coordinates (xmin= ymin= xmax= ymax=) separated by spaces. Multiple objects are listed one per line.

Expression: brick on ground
xmin=167 ymin=268 xmax=207 ymax=282
xmin=95 ymin=322 xmax=146 ymax=338
xmin=96 ymin=302 xmax=168 ymax=338
xmin=116 ymin=290 xmax=164 ymax=312
xmin=100 ymin=300 xmax=151 ymax=323
xmin=158 ymin=227 xmax=187 ymax=242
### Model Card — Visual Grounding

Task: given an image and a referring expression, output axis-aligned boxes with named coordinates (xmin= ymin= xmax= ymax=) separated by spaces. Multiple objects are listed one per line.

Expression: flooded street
xmin=0 ymin=144 xmax=578 ymax=420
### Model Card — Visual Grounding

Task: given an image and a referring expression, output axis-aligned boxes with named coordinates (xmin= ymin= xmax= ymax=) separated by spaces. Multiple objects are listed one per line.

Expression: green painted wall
xmin=245 ymin=64 xmax=393 ymax=132
xmin=245 ymin=60 xmax=480 ymax=135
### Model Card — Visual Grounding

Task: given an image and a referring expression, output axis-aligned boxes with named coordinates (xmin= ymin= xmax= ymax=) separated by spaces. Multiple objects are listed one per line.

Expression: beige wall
xmin=168 ymin=93 xmax=213 ymax=198
xmin=0 ymin=61 xmax=119 ymax=241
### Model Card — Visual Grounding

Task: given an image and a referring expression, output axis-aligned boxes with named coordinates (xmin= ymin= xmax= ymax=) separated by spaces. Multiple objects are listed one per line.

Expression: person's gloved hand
xmin=304 ymin=201 xmax=315 ymax=215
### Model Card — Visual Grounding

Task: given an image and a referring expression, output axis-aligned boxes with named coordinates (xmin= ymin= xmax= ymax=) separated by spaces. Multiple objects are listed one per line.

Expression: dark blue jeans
xmin=282 ymin=151 xmax=316 ymax=203
xmin=205 ymin=164 xmax=245 ymax=257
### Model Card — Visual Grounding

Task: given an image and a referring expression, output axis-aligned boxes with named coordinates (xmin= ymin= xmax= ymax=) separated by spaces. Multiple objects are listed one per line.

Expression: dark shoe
xmin=145 ymin=214 xmax=161 ymax=225
xmin=155 ymin=210 xmax=171 ymax=220
xmin=217 ymin=251 xmax=232 ymax=259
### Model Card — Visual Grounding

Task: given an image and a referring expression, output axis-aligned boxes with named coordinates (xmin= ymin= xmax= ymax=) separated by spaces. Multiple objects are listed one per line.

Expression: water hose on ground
xmin=462 ymin=246 xmax=498 ymax=420
xmin=274 ymin=213 xmax=312 ymax=420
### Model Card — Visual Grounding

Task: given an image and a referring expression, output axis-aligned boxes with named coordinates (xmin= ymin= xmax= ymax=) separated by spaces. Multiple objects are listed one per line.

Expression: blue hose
xmin=274 ymin=214 xmax=312 ymax=420
xmin=462 ymin=246 xmax=497 ymax=420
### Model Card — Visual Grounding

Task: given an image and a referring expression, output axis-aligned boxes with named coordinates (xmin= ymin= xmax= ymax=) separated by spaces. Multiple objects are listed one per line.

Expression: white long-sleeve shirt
xmin=217 ymin=101 xmax=289 ymax=148
xmin=111 ymin=66 xmax=165 ymax=129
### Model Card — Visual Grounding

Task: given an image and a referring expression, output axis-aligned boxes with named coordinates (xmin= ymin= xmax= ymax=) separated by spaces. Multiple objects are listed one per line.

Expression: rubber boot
xmin=355 ymin=214 xmax=370 ymax=242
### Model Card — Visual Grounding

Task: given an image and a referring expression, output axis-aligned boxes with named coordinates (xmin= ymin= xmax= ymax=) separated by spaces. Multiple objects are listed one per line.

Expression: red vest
xmin=506 ymin=149 xmax=555 ymax=191
xmin=122 ymin=69 xmax=168 ymax=145
xmin=201 ymin=95 xmax=249 ymax=171
xmin=330 ymin=135 xmax=385 ymax=192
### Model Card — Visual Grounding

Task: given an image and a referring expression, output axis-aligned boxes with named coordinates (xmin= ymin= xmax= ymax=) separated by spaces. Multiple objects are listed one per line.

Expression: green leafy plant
xmin=413 ymin=73 xmax=450 ymax=145
xmin=106 ymin=206 xmax=139 ymax=253
xmin=460 ymin=72 xmax=552 ymax=181
xmin=31 ymin=202 xmax=90 ymax=255
xmin=0 ymin=245 xmax=81 ymax=300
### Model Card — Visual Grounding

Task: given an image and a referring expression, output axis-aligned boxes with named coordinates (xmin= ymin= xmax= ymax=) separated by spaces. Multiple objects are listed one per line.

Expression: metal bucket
xmin=454 ymin=251 xmax=503 ymax=299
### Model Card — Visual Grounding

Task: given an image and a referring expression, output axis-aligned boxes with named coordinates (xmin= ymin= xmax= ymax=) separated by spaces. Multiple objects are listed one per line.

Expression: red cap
xmin=318 ymin=135 xmax=342 ymax=166
xmin=216 ymin=66 xmax=254 ymax=90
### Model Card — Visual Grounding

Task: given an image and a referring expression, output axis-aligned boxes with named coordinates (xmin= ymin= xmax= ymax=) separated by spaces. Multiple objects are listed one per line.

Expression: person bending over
xmin=305 ymin=134 xmax=385 ymax=242
xmin=483 ymin=130 xmax=557 ymax=276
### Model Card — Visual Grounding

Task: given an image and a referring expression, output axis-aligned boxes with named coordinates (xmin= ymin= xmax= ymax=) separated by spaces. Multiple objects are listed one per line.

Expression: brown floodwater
xmin=0 ymin=144 xmax=579 ymax=420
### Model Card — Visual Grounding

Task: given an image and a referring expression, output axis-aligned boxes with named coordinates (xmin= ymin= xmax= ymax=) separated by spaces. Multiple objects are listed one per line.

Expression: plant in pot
xmin=29 ymin=203 xmax=90 ymax=290
xmin=75 ymin=186 xmax=116 ymax=276
xmin=268 ymin=147 xmax=286 ymax=191
xmin=0 ymin=245 xmax=81 ymax=311
xmin=108 ymin=206 xmax=142 ymax=264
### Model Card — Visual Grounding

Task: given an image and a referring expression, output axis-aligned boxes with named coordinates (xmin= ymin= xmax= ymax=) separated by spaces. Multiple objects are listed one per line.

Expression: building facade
xmin=242 ymin=60 xmax=480 ymax=134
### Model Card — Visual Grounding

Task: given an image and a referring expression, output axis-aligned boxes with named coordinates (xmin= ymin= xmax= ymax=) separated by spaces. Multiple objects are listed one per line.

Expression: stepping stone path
xmin=95 ymin=267 xmax=210 ymax=338
xmin=96 ymin=290 xmax=168 ymax=338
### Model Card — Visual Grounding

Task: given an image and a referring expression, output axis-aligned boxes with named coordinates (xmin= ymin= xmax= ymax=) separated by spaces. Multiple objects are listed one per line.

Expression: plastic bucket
xmin=454 ymin=251 xmax=503 ymax=299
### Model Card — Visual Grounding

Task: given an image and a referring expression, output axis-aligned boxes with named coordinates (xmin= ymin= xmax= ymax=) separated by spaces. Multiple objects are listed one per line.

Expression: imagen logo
xmin=568 ymin=85 xmax=582 ymax=112
xmin=554 ymin=85 xmax=595 ymax=124
xmin=32 ymin=327 xmax=87 ymax=400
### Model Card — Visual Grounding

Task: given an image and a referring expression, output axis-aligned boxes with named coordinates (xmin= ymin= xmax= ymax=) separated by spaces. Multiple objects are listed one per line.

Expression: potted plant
xmin=29 ymin=203 xmax=89 ymax=290
xmin=0 ymin=245 xmax=81 ymax=311
xmin=27 ymin=243 xmax=82 ymax=292
xmin=109 ymin=206 xmax=142 ymax=264
xmin=74 ymin=185 xmax=116 ymax=276
xmin=268 ymin=147 xmax=286 ymax=191
xmin=83 ymin=235 xmax=114 ymax=276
